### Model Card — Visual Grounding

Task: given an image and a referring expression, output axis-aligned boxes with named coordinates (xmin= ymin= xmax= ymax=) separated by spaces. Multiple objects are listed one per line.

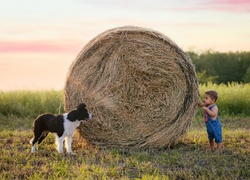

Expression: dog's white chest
xmin=63 ymin=114 xmax=81 ymax=136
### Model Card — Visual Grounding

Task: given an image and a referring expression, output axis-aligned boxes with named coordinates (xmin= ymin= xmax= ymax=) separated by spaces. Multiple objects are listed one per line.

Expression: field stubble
xmin=0 ymin=117 xmax=249 ymax=180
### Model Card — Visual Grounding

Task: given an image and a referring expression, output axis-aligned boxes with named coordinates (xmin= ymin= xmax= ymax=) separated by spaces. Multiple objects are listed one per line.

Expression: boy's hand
xmin=202 ymin=106 xmax=208 ymax=111
xmin=198 ymin=99 xmax=203 ymax=106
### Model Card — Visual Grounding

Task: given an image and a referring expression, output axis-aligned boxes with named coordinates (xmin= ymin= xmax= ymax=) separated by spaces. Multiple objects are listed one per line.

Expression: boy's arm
xmin=202 ymin=106 xmax=218 ymax=119
xmin=198 ymin=99 xmax=205 ymax=107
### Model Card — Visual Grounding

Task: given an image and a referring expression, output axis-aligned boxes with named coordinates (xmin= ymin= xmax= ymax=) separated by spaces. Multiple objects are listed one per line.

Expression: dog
xmin=30 ymin=103 xmax=92 ymax=154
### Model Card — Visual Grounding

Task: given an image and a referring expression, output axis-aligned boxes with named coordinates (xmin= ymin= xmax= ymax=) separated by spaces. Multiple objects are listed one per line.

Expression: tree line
xmin=187 ymin=51 xmax=250 ymax=84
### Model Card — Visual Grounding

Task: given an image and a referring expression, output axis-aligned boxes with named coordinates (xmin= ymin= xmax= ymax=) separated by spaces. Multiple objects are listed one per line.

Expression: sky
xmin=0 ymin=0 xmax=250 ymax=91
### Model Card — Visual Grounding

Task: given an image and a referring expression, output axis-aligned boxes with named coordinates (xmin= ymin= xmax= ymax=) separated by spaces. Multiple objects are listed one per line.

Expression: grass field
xmin=0 ymin=84 xmax=250 ymax=179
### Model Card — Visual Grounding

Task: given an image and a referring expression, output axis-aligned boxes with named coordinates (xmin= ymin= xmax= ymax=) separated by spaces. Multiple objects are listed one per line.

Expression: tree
xmin=243 ymin=66 xmax=250 ymax=83
xmin=197 ymin=70 xmax=218 ymax=84
xmin=188 ymin=51 xmax=250 ymax=84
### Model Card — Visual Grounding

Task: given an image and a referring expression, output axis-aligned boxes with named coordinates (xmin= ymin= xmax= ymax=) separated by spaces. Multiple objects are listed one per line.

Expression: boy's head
xmin=205 ymin=90 xmax=218 ymax=102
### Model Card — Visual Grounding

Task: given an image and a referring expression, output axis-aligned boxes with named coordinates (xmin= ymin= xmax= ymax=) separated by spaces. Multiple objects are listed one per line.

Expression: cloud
xmin=0 ymin=41 xmax=79 ymax=53
xmin=162 ymin=0 xmax=250 ymax=13
xmin=210 ymin=0 xmax=250 ymax=5
xmin=200 ymin=0 xmax=250 ymax=12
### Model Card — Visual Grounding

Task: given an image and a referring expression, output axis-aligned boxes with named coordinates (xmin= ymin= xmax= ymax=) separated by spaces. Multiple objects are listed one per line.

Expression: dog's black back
xmin=33 ymin=114 xmax=64 ymax=137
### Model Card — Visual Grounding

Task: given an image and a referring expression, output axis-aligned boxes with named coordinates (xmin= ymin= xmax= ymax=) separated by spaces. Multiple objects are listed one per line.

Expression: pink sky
xmin=0 ymin=0 xmax=249 ymax=91
xmin=0 ymin=41 xmax=78 ymax=53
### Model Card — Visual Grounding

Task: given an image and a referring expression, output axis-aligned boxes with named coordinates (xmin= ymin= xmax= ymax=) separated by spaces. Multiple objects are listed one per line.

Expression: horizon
xmin=1 ymin=0 xmax=250 ymax=91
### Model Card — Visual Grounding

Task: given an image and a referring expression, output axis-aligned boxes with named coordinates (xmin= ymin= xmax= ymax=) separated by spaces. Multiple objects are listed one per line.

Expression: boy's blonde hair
xmin=205 ymin=90 xmax=218 ymax=102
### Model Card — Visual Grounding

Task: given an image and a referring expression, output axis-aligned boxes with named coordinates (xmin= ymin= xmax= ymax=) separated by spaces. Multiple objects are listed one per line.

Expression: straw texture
xmin=64 ymin=26 xmax=199 ymax=148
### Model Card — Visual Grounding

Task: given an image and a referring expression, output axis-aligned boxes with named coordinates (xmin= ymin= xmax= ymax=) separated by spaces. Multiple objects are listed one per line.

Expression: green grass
xmin=1 ymin=83 xmax=250 ymax=120
xmin=1 ymin=82 xmax=250 ymax=118
xmin=0 ymin=89 xmax=64 ymax=118
xmin=0 ymin=85 xmax=250 ymax=179
xmin=199 ymin=82 xmax=250 ymax=116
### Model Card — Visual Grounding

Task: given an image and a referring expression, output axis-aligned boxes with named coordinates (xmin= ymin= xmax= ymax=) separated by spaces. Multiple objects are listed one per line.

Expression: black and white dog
xmin=30 ymin=103 xmax=92 ymax=154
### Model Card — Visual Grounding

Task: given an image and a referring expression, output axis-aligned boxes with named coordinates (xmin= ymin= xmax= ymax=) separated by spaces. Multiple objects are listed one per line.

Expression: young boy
xmin=198 ymin=90 xmax=223 ymax=150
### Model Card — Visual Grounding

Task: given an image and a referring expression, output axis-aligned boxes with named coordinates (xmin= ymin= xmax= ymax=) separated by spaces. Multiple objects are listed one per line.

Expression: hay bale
xmin=64 ymin=26 xmax=199 ymax=149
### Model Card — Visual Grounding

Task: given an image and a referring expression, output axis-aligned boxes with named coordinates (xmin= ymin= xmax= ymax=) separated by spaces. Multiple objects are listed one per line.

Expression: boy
xmin=198 ymin=90 xmax=223 ymax=150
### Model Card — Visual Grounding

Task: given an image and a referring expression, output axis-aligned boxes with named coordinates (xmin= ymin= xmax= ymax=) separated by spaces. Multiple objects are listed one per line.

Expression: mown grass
xmin=0 ymin=127 xmax=249 ymax=180
xmin=0 ymin=84 xmax=250 ymax=179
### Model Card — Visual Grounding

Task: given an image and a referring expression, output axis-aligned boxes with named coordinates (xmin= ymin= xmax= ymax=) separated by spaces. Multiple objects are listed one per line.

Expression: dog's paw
xmin=69 ymin=152 xmax=77 ymax=156
xmin=31 ymin=146 xmax=36 ymax=153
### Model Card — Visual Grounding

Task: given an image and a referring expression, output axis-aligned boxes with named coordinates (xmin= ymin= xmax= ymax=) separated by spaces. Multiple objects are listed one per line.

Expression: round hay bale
xmin=64 ymin=26 xmax=199 ymax=149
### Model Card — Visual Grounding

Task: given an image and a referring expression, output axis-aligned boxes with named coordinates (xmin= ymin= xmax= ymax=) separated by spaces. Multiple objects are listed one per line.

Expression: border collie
xmin=30 ymin=103 xmax=92 ymax=154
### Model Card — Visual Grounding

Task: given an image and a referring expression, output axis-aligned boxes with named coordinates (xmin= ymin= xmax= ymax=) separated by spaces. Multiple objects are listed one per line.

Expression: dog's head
xmin=67 ymin=103 xmax=93 ymax=122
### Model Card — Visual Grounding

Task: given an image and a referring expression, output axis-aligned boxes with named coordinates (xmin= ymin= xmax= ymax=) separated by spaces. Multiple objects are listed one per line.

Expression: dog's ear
xmin=77 ymin=103 xmax=85 ymax=113
xmin=67 ymin=110 xmax=77 ymax=121
xmin=77 ymin=103 xmax=86 ymax=109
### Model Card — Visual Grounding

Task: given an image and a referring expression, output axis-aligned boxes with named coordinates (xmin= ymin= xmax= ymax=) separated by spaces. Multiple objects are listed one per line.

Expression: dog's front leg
xmin=30 ymin=138 xmax=36 ymax=153
xmin=65 ymin=136 xmax=75 ymax=154
xmin=55 ymin=135 xmax=64 ymax=153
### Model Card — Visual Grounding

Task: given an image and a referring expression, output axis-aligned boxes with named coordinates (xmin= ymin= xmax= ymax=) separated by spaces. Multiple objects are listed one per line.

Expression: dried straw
xmin=64 ymin=26 xmax=199 ymax=149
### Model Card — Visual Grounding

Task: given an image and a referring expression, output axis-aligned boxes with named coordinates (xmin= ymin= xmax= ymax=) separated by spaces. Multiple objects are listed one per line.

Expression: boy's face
xmin=204 ymin=94 xmax=215 ymax=105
